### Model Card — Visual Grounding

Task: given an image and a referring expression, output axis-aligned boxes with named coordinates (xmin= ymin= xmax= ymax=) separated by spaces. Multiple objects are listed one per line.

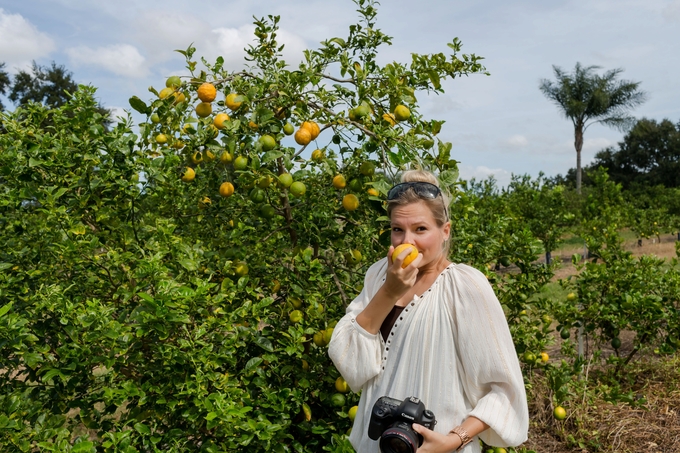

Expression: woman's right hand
xmin=355 ymin=246 xmax=423 ymax=334
xmin=383 ymin=245 xmax=423 ymax=300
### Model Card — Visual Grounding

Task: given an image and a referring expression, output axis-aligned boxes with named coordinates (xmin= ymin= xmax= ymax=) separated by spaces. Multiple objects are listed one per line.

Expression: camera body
xmin=368 ymin=396 xmax=437 ymax=453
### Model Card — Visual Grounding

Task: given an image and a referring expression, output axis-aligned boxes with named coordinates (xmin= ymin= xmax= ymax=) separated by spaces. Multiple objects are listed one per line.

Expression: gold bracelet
xmin=449 ymin=426 xmax=472 ymax=451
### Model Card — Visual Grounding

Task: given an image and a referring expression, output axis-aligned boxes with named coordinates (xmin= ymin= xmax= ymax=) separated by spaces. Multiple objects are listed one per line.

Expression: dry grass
xmin=549 ymin=233 xmax=678 ymax=281
xmin=523 ymin=355 xmax=680 ymax=453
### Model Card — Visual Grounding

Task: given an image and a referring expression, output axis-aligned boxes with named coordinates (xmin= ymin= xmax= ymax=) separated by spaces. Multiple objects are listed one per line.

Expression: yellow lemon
xmin=219 ymin=182 xmax=235 ymax=197
xmin=213 ymin=113 xmax=230 ymax=129
xmin=197 ymin=82 xmax=217 ymax=103
xmin=342 ymin=194 xmax=359 ymax=211
xmin=392 ymin=244 xmax=418 ymax=268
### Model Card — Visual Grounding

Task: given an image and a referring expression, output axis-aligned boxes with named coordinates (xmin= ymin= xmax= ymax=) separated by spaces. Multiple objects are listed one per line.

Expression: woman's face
xmin=390 ymin=200 xmax=450 ymax=268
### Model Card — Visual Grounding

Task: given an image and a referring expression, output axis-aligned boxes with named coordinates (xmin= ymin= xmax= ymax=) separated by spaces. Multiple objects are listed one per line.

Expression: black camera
xmin=367 ymin=396 xmax=437 ymax=453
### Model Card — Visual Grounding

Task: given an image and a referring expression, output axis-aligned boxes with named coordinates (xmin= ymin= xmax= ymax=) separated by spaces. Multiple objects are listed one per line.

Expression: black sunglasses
xmin=387 ymin=182 xmax=442 ymax=201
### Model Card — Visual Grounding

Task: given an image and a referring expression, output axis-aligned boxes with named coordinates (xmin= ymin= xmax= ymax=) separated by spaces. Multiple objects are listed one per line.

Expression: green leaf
xmin=428 ymin=70 xmax=441 ymax=90
xmin=439 ymin=168 xmax=459 ymax=186
xmin=0 ymin=302 xmax=12 ymax=318
xmin=205 ymin=412 xmax=218 ymax=421
xmin=129 ymin=96 xmax=150 ymax=114
xmin=178 ymin=258 xmax=198 ymax=271
xmin=0 ymin=262 xmax=12 ymax=271
xmin=329 ymin=37 xmax=346 ymax=47
xmin=262 ymin=150 xmax=284 ymax=163
xmin=134 ymin=423 xmax=151 ymax=435
xmin=41 ymin=368 xmax=65 ymax=383
xmin=72 ymin=441 xmax=95 ymax=453
xmin=255 ymin=336 xmax=274 ymax=352
xmin=28 ymin=157 xmax=42 ymax=167
xmin=245 ymin=357 xmax=263 ymax=371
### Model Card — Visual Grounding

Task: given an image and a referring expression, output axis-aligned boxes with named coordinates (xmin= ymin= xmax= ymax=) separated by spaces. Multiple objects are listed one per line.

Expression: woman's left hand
xmin=412 ymin=423 xmax=460 ymax=453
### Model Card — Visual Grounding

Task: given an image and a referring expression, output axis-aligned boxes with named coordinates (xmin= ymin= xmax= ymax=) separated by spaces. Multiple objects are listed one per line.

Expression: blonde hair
xmin=386 ymin=169 xmax=451 ymax=256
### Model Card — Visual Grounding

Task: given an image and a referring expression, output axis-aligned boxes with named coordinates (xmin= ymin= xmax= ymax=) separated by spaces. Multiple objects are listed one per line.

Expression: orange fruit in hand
xmin=392 ymin=244 xmax=418 ymax=268
xmin=342 ymin=194 xmax=359 ymax=211
xmin=197 ymin=82 xmax=217 ymax=102
xmin=294 ymin=128 xmax=312 ymax=146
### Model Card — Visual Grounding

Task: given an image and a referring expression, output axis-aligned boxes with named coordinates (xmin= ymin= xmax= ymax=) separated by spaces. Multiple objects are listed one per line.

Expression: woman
xmin=328 ymin=170 xmax=528 ymax=453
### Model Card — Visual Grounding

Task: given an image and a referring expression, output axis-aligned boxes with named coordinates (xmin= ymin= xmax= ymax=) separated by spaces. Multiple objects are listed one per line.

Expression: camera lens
xmin=379 ymin=422 xmax=419 ymax=453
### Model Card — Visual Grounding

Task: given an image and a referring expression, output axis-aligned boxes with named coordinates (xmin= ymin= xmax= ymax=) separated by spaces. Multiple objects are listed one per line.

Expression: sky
xmin=1 ymin=0 xmax=679 ymax=187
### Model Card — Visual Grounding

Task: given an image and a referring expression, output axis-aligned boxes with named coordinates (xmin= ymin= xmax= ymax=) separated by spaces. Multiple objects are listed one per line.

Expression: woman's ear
xmin=442 ymin=221 xmax=451 ymax=239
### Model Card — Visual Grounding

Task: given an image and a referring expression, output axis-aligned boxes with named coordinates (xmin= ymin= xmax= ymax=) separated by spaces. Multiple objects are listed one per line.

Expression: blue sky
xmin=1 ymin=0 xmax=679 ymax=186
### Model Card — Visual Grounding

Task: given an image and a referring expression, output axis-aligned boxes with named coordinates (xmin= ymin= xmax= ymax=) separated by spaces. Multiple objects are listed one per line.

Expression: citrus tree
xmin=553 ymin=170 xmax=680 ymax=375
xmin=0 ymin=2 xmax=497 ymax=452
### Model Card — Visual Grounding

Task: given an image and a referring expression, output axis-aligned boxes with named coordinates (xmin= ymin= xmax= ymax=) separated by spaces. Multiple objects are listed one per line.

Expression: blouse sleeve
xmin=451 ymin=265 xmax=529 ymax=447
xmin=328 ymin=259 xmax=387 ymax=393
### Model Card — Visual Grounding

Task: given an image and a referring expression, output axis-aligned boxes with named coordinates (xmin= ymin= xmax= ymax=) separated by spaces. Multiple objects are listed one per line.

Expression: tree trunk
xmin=575 ymin=123 xmax=584 ymax=194
xmin=545 ymin=250 xmax=551 ymax=265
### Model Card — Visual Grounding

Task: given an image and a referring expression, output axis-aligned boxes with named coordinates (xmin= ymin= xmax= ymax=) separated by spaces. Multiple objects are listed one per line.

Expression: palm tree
xmin=540 ymin=63 xmax=646 ymax=193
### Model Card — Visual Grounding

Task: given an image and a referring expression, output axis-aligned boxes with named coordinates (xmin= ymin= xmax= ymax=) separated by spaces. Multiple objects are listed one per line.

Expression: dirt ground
xmin=550 ymin=233 xmax=678 ymax=281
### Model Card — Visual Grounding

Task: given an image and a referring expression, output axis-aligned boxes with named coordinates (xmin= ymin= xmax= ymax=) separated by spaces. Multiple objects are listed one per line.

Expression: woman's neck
xmin=417 ymin=253 xmax=451 ymax=279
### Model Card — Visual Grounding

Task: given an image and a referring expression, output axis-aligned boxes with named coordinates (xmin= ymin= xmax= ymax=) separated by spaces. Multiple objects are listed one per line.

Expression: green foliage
xmin=592 ymin=118 xmax=680 ymax=188
xmin=0 ymin=2 xmax=495 ymax=451
xmin=8 ymin=61 xmax=79 ymax=108
xmin=505 ymin=173 xmax=574 ymax=263
xmin=0 ymin=62 xmax=10 ymax=111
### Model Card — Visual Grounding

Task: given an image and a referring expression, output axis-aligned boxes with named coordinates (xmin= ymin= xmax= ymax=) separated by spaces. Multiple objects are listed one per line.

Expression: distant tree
xmin=593 ymin=118 xmax=680 ymax=188
xmin=6 ymin=61 xmax=110 ymax=125
xmin=9 ymin=61 xmax=79 ymax=107
xmin=0 ymin=62 xmax=10 ymax=111
xmin=539 ymin=63 xmax=647 ymax=193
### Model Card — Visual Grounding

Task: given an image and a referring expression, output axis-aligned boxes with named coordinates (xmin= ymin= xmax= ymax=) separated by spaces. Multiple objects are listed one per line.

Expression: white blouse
xmin=328 ymin=259 xmax=528 ymax=453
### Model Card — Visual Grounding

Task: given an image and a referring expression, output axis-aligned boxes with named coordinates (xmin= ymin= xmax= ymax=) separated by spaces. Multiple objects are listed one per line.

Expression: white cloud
xmin=582 ymin=137 xmax=616 ymax=153
xmin=107 ymin=106 xmax=128 ymax=122
xmin=66 ymin=44 xmax=147 ymax=78
xmin=425 ymin=94 xmax=465 ymax=115
xmin=662 ymin=0 xmax=680 ymax=21
xmin=0 ymin=8 xmax=55 ymax=70
xmin=459 ymin=164 xmax=512 ymax=188
xmin=207 ymin=25 xmax=308 ymax=69
xmin=505 ymin=134 xmax=529 ymax=148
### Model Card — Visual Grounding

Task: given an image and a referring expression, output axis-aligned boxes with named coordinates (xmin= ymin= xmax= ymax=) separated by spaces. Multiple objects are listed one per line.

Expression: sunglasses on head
xmin=387 ymin=182 xmax=442 ymax=201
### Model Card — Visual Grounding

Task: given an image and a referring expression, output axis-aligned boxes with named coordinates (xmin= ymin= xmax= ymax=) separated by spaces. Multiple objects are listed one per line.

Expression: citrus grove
xmin=1 ymin=1 xmax=680 ymax=452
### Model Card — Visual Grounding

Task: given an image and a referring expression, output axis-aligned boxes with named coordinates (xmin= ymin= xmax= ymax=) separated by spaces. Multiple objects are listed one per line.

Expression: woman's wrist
xmin=446 ymin=432 xmax=463 ymax=451
xmin=448 ymin=425 xmax=472 ymax=451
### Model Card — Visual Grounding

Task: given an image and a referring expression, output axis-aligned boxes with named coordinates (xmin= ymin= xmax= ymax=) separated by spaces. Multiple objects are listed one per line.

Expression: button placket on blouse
xmin=380 ymin=264 xmax=453 ymax=370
